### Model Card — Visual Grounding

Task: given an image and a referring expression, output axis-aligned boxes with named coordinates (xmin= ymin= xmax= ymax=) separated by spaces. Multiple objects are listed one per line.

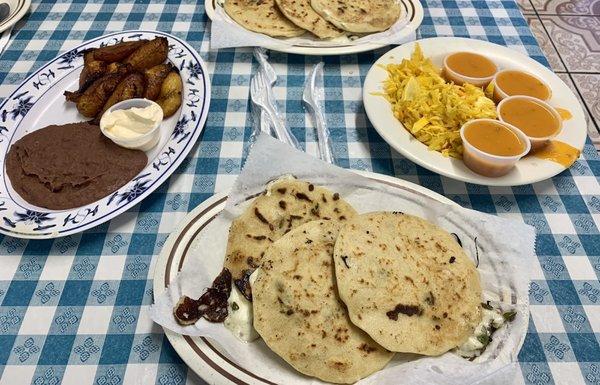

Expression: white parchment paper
xmin=210 ymin=2 xmax=415 ymax=50
xmin=151 ymin=134 xmax=536 ymax=385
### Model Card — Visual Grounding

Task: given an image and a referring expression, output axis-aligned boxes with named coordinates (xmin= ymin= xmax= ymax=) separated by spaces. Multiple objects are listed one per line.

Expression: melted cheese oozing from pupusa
xmin=224 ymin=270 xmax=260 ymax=342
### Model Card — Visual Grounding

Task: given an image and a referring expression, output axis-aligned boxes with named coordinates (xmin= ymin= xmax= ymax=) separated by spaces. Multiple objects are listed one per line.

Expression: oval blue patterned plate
xmin=0 ymin=30 xmax=211 ymax=239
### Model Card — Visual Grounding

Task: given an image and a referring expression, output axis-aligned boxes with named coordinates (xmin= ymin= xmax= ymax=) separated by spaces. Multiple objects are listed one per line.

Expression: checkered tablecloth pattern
xmin=0 ymin=1 xmax=598 ymax=384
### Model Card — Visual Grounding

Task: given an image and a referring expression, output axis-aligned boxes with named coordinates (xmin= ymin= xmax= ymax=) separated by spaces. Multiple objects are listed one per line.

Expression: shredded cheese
xmin=381 ymin=44 xmax=497 ymax=158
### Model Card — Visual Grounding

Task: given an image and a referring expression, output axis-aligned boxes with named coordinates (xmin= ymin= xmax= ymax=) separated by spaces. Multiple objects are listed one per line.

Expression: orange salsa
xmin=495 ymin=70 xmax=551 ymax=100
xmin=445 ymin=52 xmax=497 ymax=79
xmin=499 ymin=98 xmax=560 ymax=138
xmin=463 ymin=120 xmax=526 ymax=157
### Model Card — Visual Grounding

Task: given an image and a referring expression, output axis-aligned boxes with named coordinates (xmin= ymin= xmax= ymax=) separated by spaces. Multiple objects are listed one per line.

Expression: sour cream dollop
xmin=102 ymin=104 xmax=163 ymax=140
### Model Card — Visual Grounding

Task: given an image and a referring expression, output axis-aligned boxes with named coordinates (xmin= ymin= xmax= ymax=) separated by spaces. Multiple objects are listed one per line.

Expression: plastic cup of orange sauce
xmin=491 ymin=69 xmax=552 ymax=103
xmin=442 ymin=52 xmax=498 ymax=87
xmin=460 ymin=119 xmax=531 ymax=177
xmin=497 ymin=95 xmax=562 ymax=151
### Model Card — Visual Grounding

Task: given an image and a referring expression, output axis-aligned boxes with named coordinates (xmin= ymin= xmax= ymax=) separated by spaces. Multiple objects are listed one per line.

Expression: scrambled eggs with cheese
xmin=382 ymin=44 xmax=497 ymax=158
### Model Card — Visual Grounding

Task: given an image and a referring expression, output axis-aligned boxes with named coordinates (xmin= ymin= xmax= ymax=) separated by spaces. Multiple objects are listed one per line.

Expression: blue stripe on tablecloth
xmin=0 ymin=1 xmax=598 ymax=384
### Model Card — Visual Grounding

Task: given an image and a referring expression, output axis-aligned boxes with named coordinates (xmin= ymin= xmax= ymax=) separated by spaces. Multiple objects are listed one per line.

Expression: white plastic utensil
xmin=254 ymin=48 xmax=276 ymax=87
xmin=303 ymin=62 xmax=334 ymax=164
xmin=252 ymin=48 xmax=299 ymax=149
xmin=250 ymin=70 xmax=299 ymax=148
xmin=253 ymin=48 xmax=276 ymax=139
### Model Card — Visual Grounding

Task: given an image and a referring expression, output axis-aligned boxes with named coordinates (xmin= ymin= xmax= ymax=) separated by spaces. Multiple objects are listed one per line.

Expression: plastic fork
xmin=250 ymin=70 xmax=299 ymax=148
xmin=254 ymin=47 xmax=277 ymax=87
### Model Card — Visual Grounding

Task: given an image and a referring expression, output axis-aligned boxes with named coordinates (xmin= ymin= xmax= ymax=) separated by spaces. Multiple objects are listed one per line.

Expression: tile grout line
xmin=555 ymin=71 xmax=600 ymax=75
xmin=523 ymin=0 xmax=600 ymax=17
xmin=527 ymin=4 xmax=600 ymax=138
xmin=522 ymin=13 xmax=600 ymax=16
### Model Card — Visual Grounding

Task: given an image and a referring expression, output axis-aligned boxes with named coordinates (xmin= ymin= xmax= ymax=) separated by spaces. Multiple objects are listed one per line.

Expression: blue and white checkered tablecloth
xmin=0 ymin=1 xmax=598 ymax=384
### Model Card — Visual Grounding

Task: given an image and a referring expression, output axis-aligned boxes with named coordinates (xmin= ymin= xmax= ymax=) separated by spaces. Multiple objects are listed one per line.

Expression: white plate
xmin=0 ymin=0 xmax=30 ymax=34
xmin=205 ymin=0 xmax=423 ymax=56
xmin=363 ymin=37 xmax=588 ymax=186
xmin=153 ymin=171 xmax=456 ymax=385
xmin=0 ymin=30 xmax=211 ymax=239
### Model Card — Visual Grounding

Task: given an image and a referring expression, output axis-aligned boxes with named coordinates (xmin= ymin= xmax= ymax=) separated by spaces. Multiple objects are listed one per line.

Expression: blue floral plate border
xmin=0 ymin=30 xmax=211 ymax=239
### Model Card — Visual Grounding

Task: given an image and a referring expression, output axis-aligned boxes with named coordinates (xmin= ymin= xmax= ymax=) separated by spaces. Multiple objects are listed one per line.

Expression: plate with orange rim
xmin=152 ymin=170 xmax=457 ymax=385
xmin=363 ymin=37 xmax=588 ymax=187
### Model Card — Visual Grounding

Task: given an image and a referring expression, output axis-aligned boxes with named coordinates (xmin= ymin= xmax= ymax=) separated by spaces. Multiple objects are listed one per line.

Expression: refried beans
xmin=5 ymin=122 xmax=148 ymax=210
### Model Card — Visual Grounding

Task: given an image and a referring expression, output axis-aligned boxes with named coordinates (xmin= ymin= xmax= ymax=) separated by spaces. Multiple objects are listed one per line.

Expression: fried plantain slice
xmin=83 ymin=50 xmax=96 ymax=65
xmin=123 ymin=37 xmax=169 ymax=71
xmin=65 ymin=63 xmax=132 ymax=105
xmin=64 ymin=90 xmax=82 ymax=103
xmin=105 ymin=62 xmax=131 ymax=74
xmin=96 ymin=72 xmax=146 ymax=120
xmin=72 ymin=66 xmax=131 ymax=118
xmin=91 ymin=40 xmax=148 ymax=62
xmin=69 ymin=51 xmax=106 ymax=97
xmin=79 ymin=51 xmax=107 ymax=91
xmin=156 ymin=70 xmax=183 ymax=118
xmin=143 ymin=63 xmax=173 ymax=101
